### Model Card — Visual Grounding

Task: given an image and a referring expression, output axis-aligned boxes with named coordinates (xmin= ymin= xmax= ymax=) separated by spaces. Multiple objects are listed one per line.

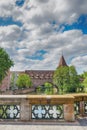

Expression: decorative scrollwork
xmin=74 ymin=102 xmax=80 ymax=115
xmin=0 ymin=105 xmax=20 ymax=119
xmin=32 ymin=105 xmax=63 ymax=119
xmin=84 ymin=101 xmax=87 ymax=114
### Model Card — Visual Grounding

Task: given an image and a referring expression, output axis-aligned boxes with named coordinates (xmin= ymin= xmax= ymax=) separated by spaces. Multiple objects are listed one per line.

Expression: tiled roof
xmin=25 ymin=70 xmax=54 ymax=79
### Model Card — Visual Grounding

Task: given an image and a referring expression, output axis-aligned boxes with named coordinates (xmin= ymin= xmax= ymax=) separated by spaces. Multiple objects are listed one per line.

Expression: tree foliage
xmin=0 ymin=47 xmax=14 ymax=83
xmin=44 ymin=82 xmax=53 ymax=94
xmin=82 ymin=77 xmax=87 ymax=92
xmin=10 ymin=72 xmax=18 ymax=90
xmin=10 ymin=72 xmax=15 ymax=90
xmin=16 ymin=74 xmax=32 ymax=88
xmin=53 ymin=66 xmax=80 ymax=94
xmin=36 ymin=82 xmax=53 ymax=94
xmin=81 ymin=72 xmax=87 ymax=92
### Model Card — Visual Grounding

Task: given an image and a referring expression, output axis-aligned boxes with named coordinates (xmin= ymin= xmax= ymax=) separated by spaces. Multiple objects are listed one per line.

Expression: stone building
xmin=0 ymin=55 xmax=67 ymax=91
xmin=25 ymin=55 xmax=68 ymax=88
xmin=25 ymin=70 xmax=54 ymax=88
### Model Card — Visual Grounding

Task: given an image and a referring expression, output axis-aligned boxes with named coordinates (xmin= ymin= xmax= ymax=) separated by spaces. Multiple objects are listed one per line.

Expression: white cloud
xmin=21 ymin=0 xmax=87 ymax=27
xmin=0 ymin=0 xmax=87 ymax=25
xmin=0 ymin=0 xmax=15 ymax=17
xmin=0 ymin=25 xmax=21 ymax=42
xmin=9 ymin=29 xmax=87 ymax=73
xmin=70 ymin=55 xmax=87 ymax=74
xmin=0 ymin=0 xmax=87 ymax=73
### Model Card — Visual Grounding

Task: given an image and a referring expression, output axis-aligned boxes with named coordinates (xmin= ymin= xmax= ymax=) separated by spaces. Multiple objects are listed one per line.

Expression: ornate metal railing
xmin=74 ymin=102 xmax=80 ymax=115
xmin=0 ymin=105 xmax=20 ymax=119
xmin=0 ymin=94 xmax=87 ymax=122
xmin=32 ymin=105 xmax=64 ymax=119
xmin=84 ymin=101 xmax=87 ymax=114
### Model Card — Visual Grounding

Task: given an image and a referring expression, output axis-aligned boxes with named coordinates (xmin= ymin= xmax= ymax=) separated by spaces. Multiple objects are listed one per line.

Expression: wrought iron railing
xmin=0 ymin=105 xmax=20 ymax=119
xmin=84 ymin=101 xmax=87 ymax=114
xmin=32 ymin=105 xmax=64 ymax=119
xmin=0 ymin=94 xmax=87 ymax=122
xmin=74 ymin=102 xmax=80 ymax=115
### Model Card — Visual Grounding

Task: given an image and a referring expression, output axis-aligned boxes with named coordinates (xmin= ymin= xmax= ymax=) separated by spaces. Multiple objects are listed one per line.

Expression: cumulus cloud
xmin=0 ymin=0 xmax=87 ymax=73
xmin=11 ymin=29 xmax=87 ymax=72
xmin=0 ymin=25 xmax=21 ymax=42
xmin=70 ymin=55 xmax=87 ymax=73
xmin=22 ymin=0 xmax=87 ymax=27
xmin=0 ymin=0 xmax=87 ymax=24
xmin=0 ymin=0 xmax=15 ymax=17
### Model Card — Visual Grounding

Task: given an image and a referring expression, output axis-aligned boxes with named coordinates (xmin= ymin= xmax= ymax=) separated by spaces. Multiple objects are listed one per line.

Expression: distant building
xmin=25 ymin=55 xmax=68 ymax=88
xmin=0 ymin=55 xmax=67 ymax=91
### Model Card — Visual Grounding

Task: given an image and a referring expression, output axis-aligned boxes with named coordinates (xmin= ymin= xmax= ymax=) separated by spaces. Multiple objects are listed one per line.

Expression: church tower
xmin=58 ymin=55 xmax=68 ymax=67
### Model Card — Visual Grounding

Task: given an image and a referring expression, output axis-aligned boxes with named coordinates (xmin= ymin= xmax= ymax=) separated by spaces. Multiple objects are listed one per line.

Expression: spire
xmin=58 ymin=55 xmax=68 ymax=67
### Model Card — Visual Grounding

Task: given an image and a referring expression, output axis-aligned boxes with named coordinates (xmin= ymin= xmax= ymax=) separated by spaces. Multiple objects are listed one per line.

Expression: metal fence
xmin=32 ymin=105 xmax=63 ymax=119
xmin=84 ymin=101 xmax=87 ymax=114
xmin=0 ymin=105 xmax=20 ymax=119
xmin=74 ymin=102 xmax=80 ymax=115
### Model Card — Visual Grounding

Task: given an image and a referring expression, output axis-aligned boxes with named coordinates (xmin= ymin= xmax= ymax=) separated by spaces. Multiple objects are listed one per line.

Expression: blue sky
xmin=0 ymin=17 xmax=22 ymax=26
xmin=0 ymin=0 xmax=87 ymax=74
xmin=63 ymin=15 xmax=87 ymax=34
xmin=16 ymin=0 xmax=25 ymax=7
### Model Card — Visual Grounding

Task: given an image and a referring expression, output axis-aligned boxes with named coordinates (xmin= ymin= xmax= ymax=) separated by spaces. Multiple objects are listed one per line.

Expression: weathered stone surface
xmin=80 ymin=101 xmax=84 ymax=116
xmin=64 ymin=104 xmax=75 ymax=121
xmin=25 ymin=70 xmax=54 ymax=87
xmin=20 ymin=99 xmax=30 ymax=121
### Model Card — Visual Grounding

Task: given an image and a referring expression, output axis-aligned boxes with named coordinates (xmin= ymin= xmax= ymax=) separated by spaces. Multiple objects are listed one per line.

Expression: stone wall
xmin=25 ymin=70 xmax=54 ymax=87
xmin=0 ymin=71 xmax=10 ymax=91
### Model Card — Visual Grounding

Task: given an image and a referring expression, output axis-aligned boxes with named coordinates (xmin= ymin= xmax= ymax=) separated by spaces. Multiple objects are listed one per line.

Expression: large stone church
xmin=0 ymin=55 xmax=67 ymax=91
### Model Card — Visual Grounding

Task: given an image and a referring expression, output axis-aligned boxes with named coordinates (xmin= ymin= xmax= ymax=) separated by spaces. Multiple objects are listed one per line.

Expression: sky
xmin=0 ymin=0 xmax=87 ymax=74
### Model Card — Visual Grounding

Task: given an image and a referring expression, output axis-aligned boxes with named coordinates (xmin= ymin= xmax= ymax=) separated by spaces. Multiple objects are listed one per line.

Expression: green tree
xmin=76 ymin=74 xmax=84 ymax=92
xmin=82 ymin=71 xmax=87 ymax=78
xmin=83 ymin=77 xmax=87 ymax=92
xmin=44 ymin=82 xmax=53 ymax=94
xmin=53 ymin=66 xmax=69 ymax=94
xmin=10 ymin=72 xmax=18 ymax=90
xmin=0 ymin=47 xmax=14 ymax=83
xmin=69 ymin=66 xmax=80 ymax=92
xmin=36 ymin=82 xmax=53 ymax=95
xmin=16 ymin=74 xmax=32 ymax=89
xmin=53 ymin=66 xmax=80 ymax=94
xmin=10 ymin=72 xmax=15 ymax=90
xmin=36 ymin=86 xmax=42 ymax=94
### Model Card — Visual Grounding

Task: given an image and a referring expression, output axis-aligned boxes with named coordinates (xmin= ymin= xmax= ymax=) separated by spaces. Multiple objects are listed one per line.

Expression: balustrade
xmin=0 ymin=94 xmax=86 ymax=122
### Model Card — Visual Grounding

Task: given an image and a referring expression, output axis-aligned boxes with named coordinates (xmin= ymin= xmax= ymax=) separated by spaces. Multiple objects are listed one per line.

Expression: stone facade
xmin=0 ymin=71 xmax=10 ymax=92
xmin=25 ymin=70 xmax=54 ymax=87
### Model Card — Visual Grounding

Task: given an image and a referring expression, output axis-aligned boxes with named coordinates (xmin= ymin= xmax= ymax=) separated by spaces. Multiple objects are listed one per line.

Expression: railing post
xmin=20 ymin=99 xmax=30 ymax=121
xmin=64 ymin=102 xmax=75 ymax=121
xmin=79 ymin=101 xmax=84 ymax=116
